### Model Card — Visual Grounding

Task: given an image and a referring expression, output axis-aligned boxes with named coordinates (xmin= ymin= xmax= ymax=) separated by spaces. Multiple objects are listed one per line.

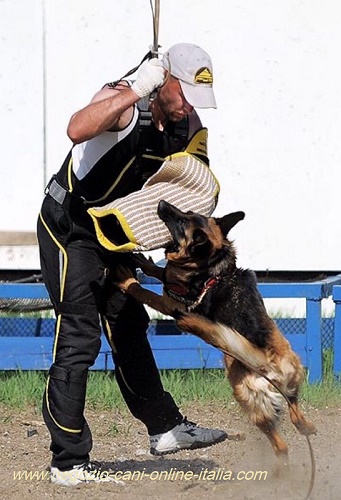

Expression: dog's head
xmin=158 ymin=200 xmax=245 ymax=264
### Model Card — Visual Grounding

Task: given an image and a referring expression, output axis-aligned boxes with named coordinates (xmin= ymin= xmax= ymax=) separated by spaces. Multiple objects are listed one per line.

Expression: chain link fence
xmin=0 ymin=273 xmax=336 ymax=349
xmin=0 ymin=313 xmax=335 ymax=349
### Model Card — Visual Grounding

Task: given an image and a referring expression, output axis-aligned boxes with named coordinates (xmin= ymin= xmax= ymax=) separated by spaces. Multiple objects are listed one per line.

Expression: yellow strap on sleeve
xmin=87 ymin=207 xmax=138 ymax=252
xmin=185 ymin=128 xmax=208 ymax=159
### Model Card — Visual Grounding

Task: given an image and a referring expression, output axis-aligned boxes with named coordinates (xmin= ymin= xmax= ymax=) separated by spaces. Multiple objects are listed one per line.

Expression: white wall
xmin=1 ymin=0 xmax=340 ymax=271
xmin=0 ymin=0 xmax=44 ymax=233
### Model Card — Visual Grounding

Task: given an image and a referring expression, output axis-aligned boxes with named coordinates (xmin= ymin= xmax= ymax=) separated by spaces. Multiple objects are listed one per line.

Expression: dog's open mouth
xmin=158 ymin=200 xmax=186 ymax=250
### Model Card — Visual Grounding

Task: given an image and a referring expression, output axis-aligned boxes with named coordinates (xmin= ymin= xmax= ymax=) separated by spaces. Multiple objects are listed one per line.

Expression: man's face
xmin=157 ymin=76 xmax=194 ymax=121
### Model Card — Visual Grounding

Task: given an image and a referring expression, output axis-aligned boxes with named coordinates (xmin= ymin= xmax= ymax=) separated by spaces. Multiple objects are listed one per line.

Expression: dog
xmin=115 ymin=199 xmax=316 ymax=461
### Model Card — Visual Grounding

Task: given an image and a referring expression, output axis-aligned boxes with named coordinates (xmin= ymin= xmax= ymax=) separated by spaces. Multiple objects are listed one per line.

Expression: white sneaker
xmin=150 ymin=417 xmax=227 ymax=455
xmin=50 ymin=460 xmax=116 ymax=487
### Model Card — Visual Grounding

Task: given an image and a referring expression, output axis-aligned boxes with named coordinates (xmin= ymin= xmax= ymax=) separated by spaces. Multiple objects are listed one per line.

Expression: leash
xmin=108 ymin=1 xmax=161 ymax=88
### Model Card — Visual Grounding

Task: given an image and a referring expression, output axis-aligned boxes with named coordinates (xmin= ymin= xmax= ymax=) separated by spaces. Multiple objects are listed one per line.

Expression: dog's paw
xmin=133 ymin=253 xmax=157 ymax=275
xmin=112 ymin=265 xmax=135 ymax=291
xmin=227 ymin=431 xmax=246 ymax=441
xmin=114 ymin=264 xmax=134 ymax=281
xmin=296 ymin=419 xmax=317 ymax=436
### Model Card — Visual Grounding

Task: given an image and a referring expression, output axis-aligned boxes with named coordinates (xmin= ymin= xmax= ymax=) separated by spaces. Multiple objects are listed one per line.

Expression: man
xmin=37 ymin=43 xmax=227 ymax=487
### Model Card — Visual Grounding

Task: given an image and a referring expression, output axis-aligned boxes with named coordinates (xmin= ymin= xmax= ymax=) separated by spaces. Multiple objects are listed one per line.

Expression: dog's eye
xmin=188 ymin=229 xmax=211 ymax=258
xmin=193 ymin=229 xmax=207 ymax=244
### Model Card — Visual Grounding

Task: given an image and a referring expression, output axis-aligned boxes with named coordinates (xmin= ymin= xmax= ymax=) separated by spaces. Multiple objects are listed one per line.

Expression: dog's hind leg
xmin=256 ymin=421 xmax=290 ymax=477
xmin=256 ymin=421 xmax=288 ymax=459
xmin=278 ymin=354 xmax=317 ymax=436
xmin=227 ymin=361 xmax=289 ymax=460
xmin=287 ymin=395 xmax=317 ymax=436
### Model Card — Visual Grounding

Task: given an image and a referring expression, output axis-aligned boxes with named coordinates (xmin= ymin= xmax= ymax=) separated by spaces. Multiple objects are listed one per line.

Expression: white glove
xmin=131 ymin=59 xmax=165 ymax=98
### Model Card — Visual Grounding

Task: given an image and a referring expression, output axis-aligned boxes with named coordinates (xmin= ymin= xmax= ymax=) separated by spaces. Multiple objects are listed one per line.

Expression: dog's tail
xmin=176 ymin=313 xmax=269 ymax=372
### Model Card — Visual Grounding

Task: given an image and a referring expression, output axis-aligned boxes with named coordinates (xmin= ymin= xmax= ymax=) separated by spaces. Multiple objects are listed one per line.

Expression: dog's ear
xmin=216 ymin=211 xmax=245 ymax=236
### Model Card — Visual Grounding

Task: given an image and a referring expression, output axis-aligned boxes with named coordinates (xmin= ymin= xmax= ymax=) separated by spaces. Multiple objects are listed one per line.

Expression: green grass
xmin=0 ymin=369 xmax=233 ymax=411
xmin=0 ymin=310 xmax=54 ymax=318
xmin=0 ymin=370 xmax=46 ymax=408
xmin=0 ymin=351 xmax=341 ymax=411
xmin=301 ymin=349 xmax=341 ymax=407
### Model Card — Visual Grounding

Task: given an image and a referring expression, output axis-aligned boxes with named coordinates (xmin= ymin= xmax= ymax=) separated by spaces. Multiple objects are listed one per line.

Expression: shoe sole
xmin=150 ymin=432 xmax=228 ymax=456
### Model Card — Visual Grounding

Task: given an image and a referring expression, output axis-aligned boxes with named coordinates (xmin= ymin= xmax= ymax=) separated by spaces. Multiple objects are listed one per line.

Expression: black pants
xmin=37 ymin=195 xmax=182 ymax=470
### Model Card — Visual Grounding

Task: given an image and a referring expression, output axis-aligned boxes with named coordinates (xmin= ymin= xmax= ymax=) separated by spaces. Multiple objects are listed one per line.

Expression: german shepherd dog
xmin=115 ymin=200 xmax=316 ymax=461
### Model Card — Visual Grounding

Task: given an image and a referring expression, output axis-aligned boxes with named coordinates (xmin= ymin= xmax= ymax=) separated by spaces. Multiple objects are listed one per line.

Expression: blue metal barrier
xmin=1 ymin=275 xmax=341 ymax=382
xmin=146 ymin=276 xmax=341 ymax=383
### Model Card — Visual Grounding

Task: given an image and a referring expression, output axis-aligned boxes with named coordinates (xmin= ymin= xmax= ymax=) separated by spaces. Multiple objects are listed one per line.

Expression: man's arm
xmin=67 ymin=84 xmax=139 ymax=144
xmin=67 ymin=58 xmax=166 ymax=144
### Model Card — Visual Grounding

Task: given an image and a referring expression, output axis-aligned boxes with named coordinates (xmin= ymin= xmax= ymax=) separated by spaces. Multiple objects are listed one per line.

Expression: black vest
xmin=55 ymin=103 xmax=190 ymax=207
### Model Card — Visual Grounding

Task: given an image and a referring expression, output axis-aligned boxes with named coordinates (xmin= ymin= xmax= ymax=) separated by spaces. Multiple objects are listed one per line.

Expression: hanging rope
xmin=150 ymin=0 xmax=161 ymax=56
xmin=108 ymin=0 xmax=161 ymax=87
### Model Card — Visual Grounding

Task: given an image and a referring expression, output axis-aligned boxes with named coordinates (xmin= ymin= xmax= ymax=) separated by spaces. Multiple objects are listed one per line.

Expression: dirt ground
xmin=0 ymin=401 xmax=340 ymax=500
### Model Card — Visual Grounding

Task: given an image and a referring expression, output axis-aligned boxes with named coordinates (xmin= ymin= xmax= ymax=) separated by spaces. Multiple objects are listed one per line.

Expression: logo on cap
xmin=194 ymin=67 xmax=213 ymax=85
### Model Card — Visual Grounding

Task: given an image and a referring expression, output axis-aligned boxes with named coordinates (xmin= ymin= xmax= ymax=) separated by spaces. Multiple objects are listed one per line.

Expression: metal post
xmin=333 ymin=286 xmax=341 ymax=379
xmin=306 ymin=298 xmax=322 ymax=383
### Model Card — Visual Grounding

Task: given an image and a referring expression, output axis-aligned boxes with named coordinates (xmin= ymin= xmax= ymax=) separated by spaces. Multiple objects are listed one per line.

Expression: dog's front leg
xmin=176 ymin=312 xmax=270 ymax=372
xmin=114 ymin=265 xmax=184 ymax=317
xmin=125 ymin=282 xmax=185 ymax=317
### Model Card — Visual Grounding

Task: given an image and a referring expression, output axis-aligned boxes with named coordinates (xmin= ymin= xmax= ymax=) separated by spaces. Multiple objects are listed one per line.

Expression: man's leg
xmin=102 ymin=287 xmax=183 ymax=435
xmin=102 ymin=264 xmax=228 ymax=454
xmin=38 ymin=213 xmax=104 ymax=471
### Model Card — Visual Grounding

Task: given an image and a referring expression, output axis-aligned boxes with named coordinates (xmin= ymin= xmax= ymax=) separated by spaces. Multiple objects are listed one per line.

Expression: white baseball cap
xmin=162 ymin=43 xmax=217 ymax=109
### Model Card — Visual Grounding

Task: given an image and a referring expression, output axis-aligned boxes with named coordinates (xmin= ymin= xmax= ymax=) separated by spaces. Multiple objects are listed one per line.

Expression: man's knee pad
xmin=55 ymin=301 xmax=102 ymax=366
xmin=45 ymin=364 xmax=88 ymax=432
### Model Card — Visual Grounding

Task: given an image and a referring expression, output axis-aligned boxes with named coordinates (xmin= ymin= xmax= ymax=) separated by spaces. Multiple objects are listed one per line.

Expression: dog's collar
xmin=165 ymin=276 xmax=221 ymax=311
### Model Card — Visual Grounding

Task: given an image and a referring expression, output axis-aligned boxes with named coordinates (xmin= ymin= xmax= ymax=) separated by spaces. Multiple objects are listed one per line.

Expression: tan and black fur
xmin=115 ymin=199 xmax=316 ymax=460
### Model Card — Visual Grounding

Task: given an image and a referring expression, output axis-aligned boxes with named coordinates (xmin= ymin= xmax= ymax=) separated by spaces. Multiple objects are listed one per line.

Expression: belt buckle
xmin=44 ymin=175 xmax=56 ymax=195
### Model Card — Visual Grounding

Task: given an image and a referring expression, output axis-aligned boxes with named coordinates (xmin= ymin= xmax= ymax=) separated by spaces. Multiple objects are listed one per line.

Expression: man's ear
xmin=216 ymin=211 xmax=245 ymax=236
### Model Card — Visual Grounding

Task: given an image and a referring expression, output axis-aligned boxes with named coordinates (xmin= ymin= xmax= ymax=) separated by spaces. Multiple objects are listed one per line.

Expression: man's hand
xmin=131 ymin=59 xmax=165 ymax=98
